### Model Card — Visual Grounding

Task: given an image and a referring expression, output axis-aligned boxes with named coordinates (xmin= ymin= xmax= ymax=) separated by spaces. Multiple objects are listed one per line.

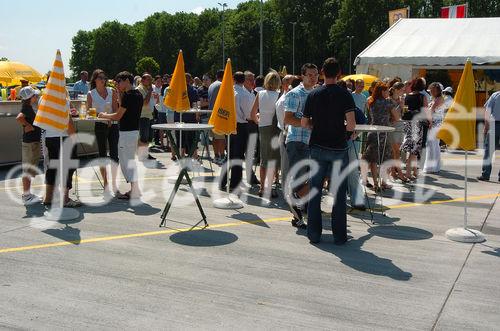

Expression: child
xmin=16 ymin=86 xmax=42 ymax=204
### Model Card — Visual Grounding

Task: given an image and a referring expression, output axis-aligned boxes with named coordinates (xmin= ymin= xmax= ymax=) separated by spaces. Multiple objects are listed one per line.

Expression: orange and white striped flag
xmin=34 ymin=50 xmax=69 ymax=132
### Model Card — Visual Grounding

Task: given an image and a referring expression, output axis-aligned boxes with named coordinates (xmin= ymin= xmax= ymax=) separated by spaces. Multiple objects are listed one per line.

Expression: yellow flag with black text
xmin=436 ymin=60 xmax=476 ymax=151
xmin=209 ymin=59 xmax=236 ymax=135
xmin=163 ymin=50 xmax=190 ymax=112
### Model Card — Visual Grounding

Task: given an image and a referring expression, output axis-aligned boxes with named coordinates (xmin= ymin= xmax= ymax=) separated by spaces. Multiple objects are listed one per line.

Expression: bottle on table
xmin=79 ymin=101 xmax=87 ymax=119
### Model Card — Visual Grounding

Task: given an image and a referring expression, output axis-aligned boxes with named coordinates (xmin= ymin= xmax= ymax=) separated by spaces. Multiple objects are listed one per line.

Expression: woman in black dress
xmin=401 ymin=78 xmax=430 ymax=180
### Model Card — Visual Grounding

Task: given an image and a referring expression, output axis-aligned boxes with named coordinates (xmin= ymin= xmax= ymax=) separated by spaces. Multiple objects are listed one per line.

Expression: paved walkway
xmin=0 ymin=150 xmax=499 ymax=330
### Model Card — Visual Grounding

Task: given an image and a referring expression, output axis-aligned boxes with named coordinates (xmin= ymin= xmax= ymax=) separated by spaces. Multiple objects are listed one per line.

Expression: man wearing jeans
xmin=478 ymin=91 xmax=500 ymax=182
xmin=284 ymin=63 xmax=319 ymax=229
xmin=302 ymin=58 xmax=356 ymax=245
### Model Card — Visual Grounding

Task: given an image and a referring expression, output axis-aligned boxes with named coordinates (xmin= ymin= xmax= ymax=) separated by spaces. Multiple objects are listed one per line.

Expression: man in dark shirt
xmin=301 ymin=58 xmax=356 ymax=245
xmin=99 ymin=71 xmax=143 ymax=201
xmin=173 ymin=73 xmax=199 ymax=159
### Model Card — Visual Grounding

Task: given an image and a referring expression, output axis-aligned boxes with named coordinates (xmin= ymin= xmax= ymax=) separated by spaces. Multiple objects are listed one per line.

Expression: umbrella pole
xmin=212 ymin=133 xmax=243 ymax=209
xmin=445 ymin=149 xmax=484 ymax=242
xmin=227 ymin=135 xmax=231 ymax=196
xmin=464 ymin=150 xmax=468 ymax=229
xmin=179 ymin=112 xmax=182 ymax=158
xmin=59 ymin=136 xmax=64 ymax=209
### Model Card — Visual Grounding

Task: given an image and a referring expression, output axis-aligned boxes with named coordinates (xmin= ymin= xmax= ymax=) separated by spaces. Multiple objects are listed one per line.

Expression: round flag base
xmin=213 ymin=196 xmax=244 ymax=209
xmin=168 ymin=176 xmax=188 ymax=185
xmin=44 ymin=207 xmax=80 ymax=221
xmin=445 ymin=227 xmax=485 ymax=243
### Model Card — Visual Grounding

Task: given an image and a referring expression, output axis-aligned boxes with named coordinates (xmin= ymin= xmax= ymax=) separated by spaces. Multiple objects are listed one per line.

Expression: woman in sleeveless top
xmin=361 ymin=82 xmax=393 ymax=191
xmin=401 ymin=78 xmax=430 ymax=180
xmin=423 ymin=83 xmax=445 ymax=173
xmin=388 ymin=82 xmax=408 ymax=182
xmin=251 ymin=71 xmax=281 ymax=198
xmin=87 ymin=69 xmax=119 ymax=195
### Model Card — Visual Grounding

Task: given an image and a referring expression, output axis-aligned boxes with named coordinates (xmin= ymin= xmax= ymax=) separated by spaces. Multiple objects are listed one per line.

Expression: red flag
xmin=441 ymin=4 xmax=467 ymax=18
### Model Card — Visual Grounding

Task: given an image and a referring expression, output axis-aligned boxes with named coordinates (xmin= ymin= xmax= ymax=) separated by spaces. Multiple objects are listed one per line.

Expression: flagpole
xmin=226 ymin=134 xmax=231 ymax=196
xmin=59 ymin=136 xmax=64 ymax=210
xmin=464 ymin=150 xmax=468 ymax=229
xmin=443 ymin=59 xmax=484 ymax=243
xmin=179 ymin=112 xmax=183 ymax=159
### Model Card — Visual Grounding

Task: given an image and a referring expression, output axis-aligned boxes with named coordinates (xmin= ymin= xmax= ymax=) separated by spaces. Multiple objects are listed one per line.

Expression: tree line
xmin=69 ymin=0 xmax=500 ymax=80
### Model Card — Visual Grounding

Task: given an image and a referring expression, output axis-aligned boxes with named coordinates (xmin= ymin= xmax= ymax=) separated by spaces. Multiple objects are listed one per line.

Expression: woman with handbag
xmin=251 ymin=71 xmax=281 ymax=198
xmin=401 ymin=78 xmax=430 ymax=181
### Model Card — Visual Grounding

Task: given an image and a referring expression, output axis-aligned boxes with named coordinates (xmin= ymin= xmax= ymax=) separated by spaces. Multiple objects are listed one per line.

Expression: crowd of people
xmin=13 ymin=55 xmax=500 ymax=245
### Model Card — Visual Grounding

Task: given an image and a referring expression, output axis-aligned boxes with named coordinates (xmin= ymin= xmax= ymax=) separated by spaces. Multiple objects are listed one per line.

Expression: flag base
xmin=44 ymin=207 xmax=80 ymax=221
xmin=445 ymin=227 xmax=485 ymax=243
xmin=213 ymin=196 xmax=244 ymax=209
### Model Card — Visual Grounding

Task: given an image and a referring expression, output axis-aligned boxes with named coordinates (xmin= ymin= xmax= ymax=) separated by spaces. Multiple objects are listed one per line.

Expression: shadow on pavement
xmin=367 ymin=225 xmax=433 ymax=240
xmin=169 ymin=229 xmax=238 ymax=247
xmin=312 ymin=233 xmax=413 ymax=281
xmin=228 ymin=211 xmax=270 ymax=228
xmin=42 ymin=225 xmax=81 ymax=245
xmin=82 ymin=200 xmax=161 ymax=216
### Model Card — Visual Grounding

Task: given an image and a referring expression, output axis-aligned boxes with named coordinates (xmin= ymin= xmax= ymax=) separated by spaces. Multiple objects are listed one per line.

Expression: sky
xmin=1 ymin=0 xmax=246 ymax=76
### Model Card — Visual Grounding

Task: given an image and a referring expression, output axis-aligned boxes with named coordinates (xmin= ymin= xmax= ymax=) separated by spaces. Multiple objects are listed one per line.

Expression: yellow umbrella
xmin=341 ymin=74 xmax=379 ymax=91
xmin=0 ymin=61 xmax=43 ymax=86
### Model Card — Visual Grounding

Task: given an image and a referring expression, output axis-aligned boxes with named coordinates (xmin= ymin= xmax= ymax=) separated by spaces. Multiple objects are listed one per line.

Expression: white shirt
xmin=257 ymin=90 xmax=279 ymax=127
xmin=88 ymin=87 xmax=113 ymax=114
xmin=275 ymin=91 xmax=287 ymax=130
xmin=234 ymin=84 xmax=255 ymax=123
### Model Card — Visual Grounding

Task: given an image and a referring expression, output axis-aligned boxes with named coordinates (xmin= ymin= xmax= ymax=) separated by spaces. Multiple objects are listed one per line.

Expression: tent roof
xmin=354 ymin=18 xmax=500 ymax=66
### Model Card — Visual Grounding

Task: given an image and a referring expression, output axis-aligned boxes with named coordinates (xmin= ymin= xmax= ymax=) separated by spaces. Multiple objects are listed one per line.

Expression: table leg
xmin=353 ymin=140 xmax=374 ymax=222
xmin=159 ymin=131 xmax=208 ymax=227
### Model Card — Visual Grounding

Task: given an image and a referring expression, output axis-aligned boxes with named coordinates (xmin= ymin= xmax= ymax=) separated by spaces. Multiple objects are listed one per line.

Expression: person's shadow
xmin=42 ymin=224 xmax=81 ymax=245
xmin=41 ymin=217 xmax=84 ymax=245
xmin=311 ymin=233 xmax=413 ymax=281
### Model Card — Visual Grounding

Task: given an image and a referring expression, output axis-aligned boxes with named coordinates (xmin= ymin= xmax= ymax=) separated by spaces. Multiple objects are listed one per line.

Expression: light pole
xmin=259 ymin=0 xmax=264 ymax=75
xmin=218 ymin=2 xmax=227 ymax=69
xmin=290 ymin=22 xmax=297 ymax=75
xmin=347 ymin=35 xmax=354 ymax=75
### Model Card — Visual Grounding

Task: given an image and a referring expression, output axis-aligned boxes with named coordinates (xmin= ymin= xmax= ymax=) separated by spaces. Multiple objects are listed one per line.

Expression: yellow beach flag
xmin=209 ymin=59 xmax=236 ymax=135
xmin=163 ymin=50 xmax=190 ymax=112
xmin=34 ymin=50 xmax=69 ymax=132
xmin=436 ymin=59 xmax=476 ymax=151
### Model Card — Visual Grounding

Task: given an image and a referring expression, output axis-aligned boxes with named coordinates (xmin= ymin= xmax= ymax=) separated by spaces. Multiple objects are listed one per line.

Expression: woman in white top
xmin=423 ymin=82 xmax=446 ymax=174
xmin=251 ymin=71 xmax=281 ymax=198
xmin=87 ymin=69 xmax=119 ymax=194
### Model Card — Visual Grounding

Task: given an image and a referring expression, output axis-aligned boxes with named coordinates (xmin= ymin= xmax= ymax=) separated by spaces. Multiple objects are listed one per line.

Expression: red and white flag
xmin=441 ymin=4 xmax=467 ymax=18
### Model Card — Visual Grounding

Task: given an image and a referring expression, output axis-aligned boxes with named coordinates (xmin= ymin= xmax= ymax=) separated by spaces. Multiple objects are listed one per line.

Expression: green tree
xmin=0 ymin=57 xmax=8 ymax=61
xmin=70 ymin=30 xmax=94 ymax=79
xmin=91 ymin=21 xmax=138 ymax=77
xmin=136 ymin=57 xmax=160 ymax=76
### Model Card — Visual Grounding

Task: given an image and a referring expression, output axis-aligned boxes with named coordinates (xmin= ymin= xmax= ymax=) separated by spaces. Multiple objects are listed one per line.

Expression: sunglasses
xmin=97 ymin=75 xmax=107 ymax=80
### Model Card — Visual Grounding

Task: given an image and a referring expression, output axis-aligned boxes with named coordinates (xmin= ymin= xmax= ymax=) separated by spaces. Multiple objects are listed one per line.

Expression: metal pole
xmin=347 ymin=36 xmax=354 ymax=75
xmin=219 ymin=3 xmax=227 ymax=68
xmin=291 ymin=22 xmax=296 ymax=75
xmin=464 ymin=150 xmax=468 ymax=228
xmin=259 ymin=0 xmax=263 ymax=75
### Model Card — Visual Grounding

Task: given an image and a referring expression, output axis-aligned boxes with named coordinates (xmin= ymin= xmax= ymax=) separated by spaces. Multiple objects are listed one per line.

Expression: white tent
xmin=354 ymin=18 xmax=500 ymax=81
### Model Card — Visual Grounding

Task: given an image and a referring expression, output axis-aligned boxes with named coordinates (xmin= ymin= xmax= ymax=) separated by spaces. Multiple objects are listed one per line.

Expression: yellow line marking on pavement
xmin=0 ymin=217 xmax=290 ymax=254
xmin=0 ymin=194 xmax=498 ymax=255
xmin=387 ymin=193 xmax=500 ymax=209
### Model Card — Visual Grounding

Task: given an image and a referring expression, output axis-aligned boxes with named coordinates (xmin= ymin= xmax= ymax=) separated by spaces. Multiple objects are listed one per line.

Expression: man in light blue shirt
xmin=73 ymin=71 xmax=89 ymax=96
xmin=478 ymin=91 xmax=500 ymax=181
xmin=283 ymin=63 xmax=318 ymax=229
